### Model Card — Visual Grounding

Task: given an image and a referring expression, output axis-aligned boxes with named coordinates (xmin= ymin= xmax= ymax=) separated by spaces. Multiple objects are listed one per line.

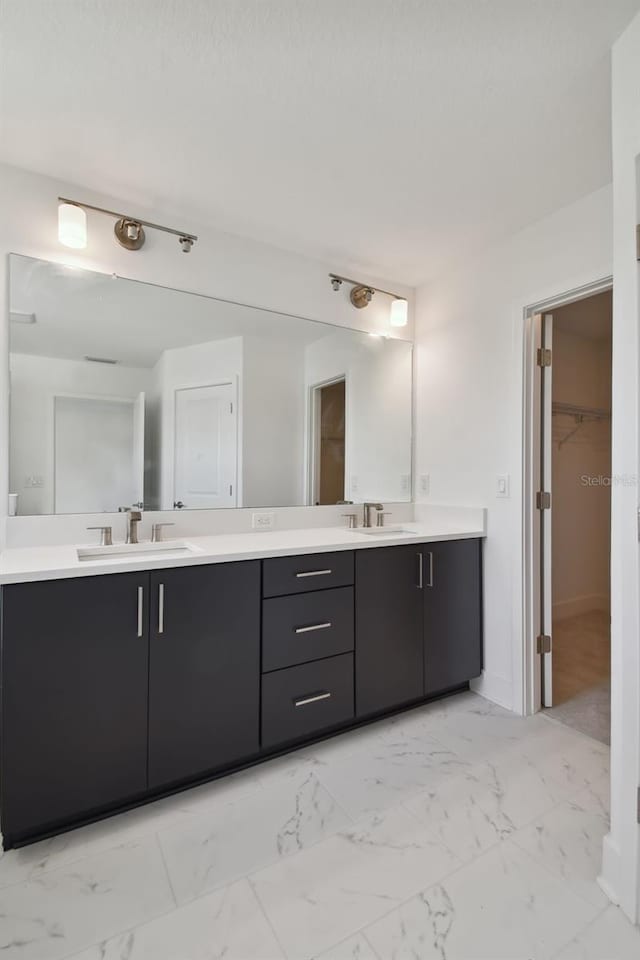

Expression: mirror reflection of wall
xmin=8 ymin=255 xmax=413 ymax=516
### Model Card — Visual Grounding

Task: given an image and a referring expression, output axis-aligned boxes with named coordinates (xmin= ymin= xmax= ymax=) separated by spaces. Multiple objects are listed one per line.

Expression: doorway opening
xmin=526 ymin=284 xmax=612 ymax=744
xmin=310 ymin=377 xmax=346 ymax=505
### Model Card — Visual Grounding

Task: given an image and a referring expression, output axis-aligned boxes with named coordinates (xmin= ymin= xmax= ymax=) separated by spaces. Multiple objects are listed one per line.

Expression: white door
xmin=174 ymin=382 xmax=237 ymax=509
xmin=132 ymin=392 xmax=145 ymax=507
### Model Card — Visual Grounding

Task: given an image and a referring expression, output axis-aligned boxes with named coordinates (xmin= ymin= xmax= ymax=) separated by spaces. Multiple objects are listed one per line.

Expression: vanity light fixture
xmin=57 ymin=198 xmax=198 ymax=254
xmin=329 ymin=273 xmax=409 ymax=327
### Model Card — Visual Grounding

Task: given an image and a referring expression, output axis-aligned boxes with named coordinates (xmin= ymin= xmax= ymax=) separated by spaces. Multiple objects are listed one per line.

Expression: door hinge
xmin=536 ymin=634 xmax=552 ymax=655
xmin=229 ymin=484 xmax=233 ymax=496
xmin=230 ymin=402 xmax=233 ymax=414
xmin=637 ymin=786 xmax=640 ymax=823
xmin=537 ymin=347 xmax=552 ymax=367
xmin=536 ymin=491 xmax=551 ymax=510
xmin=636 ymin=224 xmax=640 ymax=262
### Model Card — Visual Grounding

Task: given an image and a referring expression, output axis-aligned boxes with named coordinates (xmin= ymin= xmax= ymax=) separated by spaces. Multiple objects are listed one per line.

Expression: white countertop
xmin=0 ymin=520 xmax=485 ymax=585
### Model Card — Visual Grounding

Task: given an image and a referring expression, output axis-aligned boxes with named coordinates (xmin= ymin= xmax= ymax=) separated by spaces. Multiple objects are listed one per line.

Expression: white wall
xmin=9 ymin=352 xmax=151 ymax=514
xmin=0 ymin=163 xmax=413 ymax=546
xmin=552 ymin=326 xmax=611 ymax=620
xmin=601 ymin=9 xmax=640 ymax=923
xmin=414 ymin=184 xmax=613 ymax=712
xmin=305 ymin=332 xmax=413 ymax=503
xmin=242 ymin=335 xmax=306 ymax=508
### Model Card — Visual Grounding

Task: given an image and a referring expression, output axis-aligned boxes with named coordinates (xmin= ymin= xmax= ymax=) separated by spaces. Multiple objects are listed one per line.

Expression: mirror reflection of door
xmin=173 ymin=382 xmax=237 ymax=509
xmin=312 ymin=377 xmax=346 ymax=505
xmin=54 ymin=393 xmax=145 ymax=513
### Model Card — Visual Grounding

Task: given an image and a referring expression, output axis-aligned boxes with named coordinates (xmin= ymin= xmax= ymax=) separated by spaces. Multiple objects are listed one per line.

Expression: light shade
xmin=389 ymin=298 xmax=408 ymax=327
xmin=58 ymin=202 xmax=87 ymax=249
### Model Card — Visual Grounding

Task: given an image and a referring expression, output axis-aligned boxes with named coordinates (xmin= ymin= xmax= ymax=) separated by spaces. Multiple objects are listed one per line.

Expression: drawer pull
xmin=295 ymin=621 xmax=332 ymax=634
xmin=295 ymin=569 xmax=332 ymax=578
xmin=294 ymin=691 xmax=332 ymax=707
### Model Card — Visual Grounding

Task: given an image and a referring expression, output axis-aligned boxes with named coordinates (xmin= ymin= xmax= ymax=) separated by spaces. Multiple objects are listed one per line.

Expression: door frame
xmin=307 ymin=374 xmax=348 ymax=505
xmin=171 ymin=378 xmax=239 ymax=510
xmin=522 ymin=276 xmax=612 ymax=716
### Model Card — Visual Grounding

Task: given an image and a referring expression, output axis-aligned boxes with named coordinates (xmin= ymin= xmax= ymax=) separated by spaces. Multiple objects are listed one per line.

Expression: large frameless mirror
xmin=8 ymin=254 xmax=413 ymax=516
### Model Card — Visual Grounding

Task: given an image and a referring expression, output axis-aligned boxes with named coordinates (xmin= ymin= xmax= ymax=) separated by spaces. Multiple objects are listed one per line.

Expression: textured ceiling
xmin=1 ymin=0 xmax=638 ymax=285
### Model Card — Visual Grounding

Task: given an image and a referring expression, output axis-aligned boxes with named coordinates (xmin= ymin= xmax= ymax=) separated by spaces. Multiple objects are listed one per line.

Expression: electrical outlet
xmin=350 ymin=475 xmax=359 ymax=494
xmin=400 ymin=474 xmax=410 ymax=493
xmin=419 ymin=474 xmax=430 ymax=496
xmin=252 ymin=511 xmax=275 ymax=531
xmin=496 ymin=474 xmax=510 ymax=499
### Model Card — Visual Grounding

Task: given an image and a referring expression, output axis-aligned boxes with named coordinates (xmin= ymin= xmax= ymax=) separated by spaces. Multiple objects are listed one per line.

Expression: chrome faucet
xmin=125 ymin=509 xmax=142 ymax=544
xmin=363 ymin=502 xmax=384 ymax=528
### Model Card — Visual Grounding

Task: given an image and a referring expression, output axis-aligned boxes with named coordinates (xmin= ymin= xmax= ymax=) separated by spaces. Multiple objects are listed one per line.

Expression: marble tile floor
xmin=0 ymin=691 xmax=636 ymax=960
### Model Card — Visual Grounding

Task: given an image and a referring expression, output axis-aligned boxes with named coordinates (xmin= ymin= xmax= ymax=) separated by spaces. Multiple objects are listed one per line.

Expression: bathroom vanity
xmin=1 ymin=253 xmax=483 ymax=847
xmin=0 ymin=526 xmax=483 ymax=847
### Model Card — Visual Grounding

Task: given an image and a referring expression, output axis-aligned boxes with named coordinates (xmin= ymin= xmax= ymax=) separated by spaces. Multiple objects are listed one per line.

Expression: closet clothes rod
xmin=552 ymin=401 xmax=610 ymax=420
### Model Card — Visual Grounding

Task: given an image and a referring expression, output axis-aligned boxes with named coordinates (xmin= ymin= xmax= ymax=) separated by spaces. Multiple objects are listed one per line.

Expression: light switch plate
xmin=400 ymin=474 xmax=410 ymax=493
xmin=252 ymin=511 xmax=275 ymax=531
xmin=419 ymin=474 xmax=430 ymax=496
xmin=496 ymin=474 xmax=510 ymax=498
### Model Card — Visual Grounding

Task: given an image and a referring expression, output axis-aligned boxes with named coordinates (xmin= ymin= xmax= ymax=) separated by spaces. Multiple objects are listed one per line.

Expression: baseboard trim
xmin=553 ymin=594 xmax=610 ymax=621
xmin=599 ymin=833 xmax=622 ymax=908
xmin=470 ymin=671 xmax=513 ymax=712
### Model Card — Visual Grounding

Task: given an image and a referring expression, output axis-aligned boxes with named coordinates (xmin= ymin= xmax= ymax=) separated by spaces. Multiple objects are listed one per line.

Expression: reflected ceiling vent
xmin=84 ymin=355 xmax=118 ymax=365
xmin=10 ymin=311 xmax=36 ymax=324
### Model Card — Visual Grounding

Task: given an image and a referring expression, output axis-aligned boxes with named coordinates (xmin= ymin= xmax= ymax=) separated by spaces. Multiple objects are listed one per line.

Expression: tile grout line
xmin=155 ymin=831 xmax=179 ymax=908
xmin=246 ymin=873 xmax=290 ymax=960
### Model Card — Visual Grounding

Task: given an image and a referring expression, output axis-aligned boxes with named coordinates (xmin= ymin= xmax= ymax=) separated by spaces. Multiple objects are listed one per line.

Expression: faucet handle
xmin=376 ymin=512 xmax=392 ymax=528
xmin=342 ymin=513 xmax=358 ymax=529
xmin=87 ymin=525 xmax=113 ymax=546
xmin=151 ymin=522 xmax=175 ymax=543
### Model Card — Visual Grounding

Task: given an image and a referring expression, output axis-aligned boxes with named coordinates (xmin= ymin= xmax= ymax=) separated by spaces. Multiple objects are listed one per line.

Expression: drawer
xmin=261 ymin=653 xmax=354 ymax=749
xmin=262 ymin=551 xmax=354 ymax=598
xmin=263 ymin=587 xmax=354 ymax=672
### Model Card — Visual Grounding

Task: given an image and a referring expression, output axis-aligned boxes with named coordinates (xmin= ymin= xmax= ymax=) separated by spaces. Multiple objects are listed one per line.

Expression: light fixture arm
xmin=328 ymin=273 xmax=404 ymax=301
xmin=58 ymin=197 xmax=198 ymax=248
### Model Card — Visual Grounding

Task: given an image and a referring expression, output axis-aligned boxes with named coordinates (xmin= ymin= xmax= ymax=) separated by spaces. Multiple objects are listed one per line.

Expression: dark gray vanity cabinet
xmin=423 ymin=539 xmax=483 ymax=696
xmin=355 ymin=545 xmax=424 ymax=717
xmin=1 ymin=573 xmax=150 ymax=844
xmin=148 ymin=562 xmax=261 ymax=789
xmin=0 ymin=538 xmax=483 ymax=846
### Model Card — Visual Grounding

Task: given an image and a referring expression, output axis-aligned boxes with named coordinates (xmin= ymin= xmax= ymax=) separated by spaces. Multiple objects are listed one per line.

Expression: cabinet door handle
xmin=417 ymin=553 xmax=423 ymax=589
xmin=427 ymin=551 xmax=434 ymax=588
xmin=158 ymin=583 xmax=165 ymax=635
xmin=137 ymin=586 xmax=144 ymax=638
xmin=295 ymin=569 xmax=332 ymax=578
xmin=294 ymin=691 xmax=332 ymax=707
xmin=295 ymin=621 xmax=332 ymax=634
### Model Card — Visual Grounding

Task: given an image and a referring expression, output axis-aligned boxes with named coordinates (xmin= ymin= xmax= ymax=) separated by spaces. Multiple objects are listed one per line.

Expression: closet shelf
xmin=552 ymin=402 xmax=610 ymax=448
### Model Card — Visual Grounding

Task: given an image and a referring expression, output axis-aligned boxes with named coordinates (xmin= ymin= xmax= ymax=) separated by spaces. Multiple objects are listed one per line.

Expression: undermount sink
xmin=77 ymin=540 xmax=200 ymax=562
xmin=353 ymin=526 xmax=414 ymax=536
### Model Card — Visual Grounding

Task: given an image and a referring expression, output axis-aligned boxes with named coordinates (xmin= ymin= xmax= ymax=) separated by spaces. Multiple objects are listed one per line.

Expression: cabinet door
xmin=355 ymin=545 xmax=424 ymax=717
xmin=1 ymin=573 xmax=149 ymax=843
xmin=423 ymin=539 xmax=483 ymax=696
xmin=148 ymin=561 xmax=260 ymax=789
